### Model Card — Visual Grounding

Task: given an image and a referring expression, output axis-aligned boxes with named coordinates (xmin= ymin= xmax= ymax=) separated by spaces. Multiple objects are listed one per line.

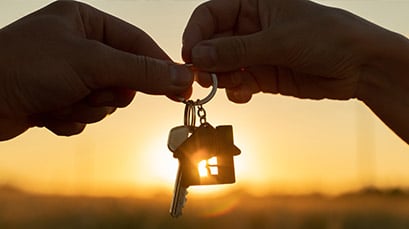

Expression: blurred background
xmin=0 ymin=0 xmax=408 ymax=228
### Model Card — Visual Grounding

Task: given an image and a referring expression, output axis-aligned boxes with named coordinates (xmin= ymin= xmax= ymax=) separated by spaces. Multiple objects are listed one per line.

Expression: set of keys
xmin=167 ymin=72 xmax=241 ymax=217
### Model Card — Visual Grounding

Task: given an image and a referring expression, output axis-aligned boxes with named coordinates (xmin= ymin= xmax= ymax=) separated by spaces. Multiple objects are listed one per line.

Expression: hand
xmin=182 ymin=0 xmax=409 ymax=143
xmin=182 ymin=0 xmax=380 ymax=103
xmin=0 ymin=1 xmax=193 ymax=140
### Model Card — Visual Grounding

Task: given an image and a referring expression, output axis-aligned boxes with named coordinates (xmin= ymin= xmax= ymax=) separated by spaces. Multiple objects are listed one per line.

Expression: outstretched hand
xmin=0 ymin=1 xmax=193 ymax=140
xmin=182 ymin=0 xmax=409 ymax=143
xmin=182 ymin=0 xmax=380 ymax=103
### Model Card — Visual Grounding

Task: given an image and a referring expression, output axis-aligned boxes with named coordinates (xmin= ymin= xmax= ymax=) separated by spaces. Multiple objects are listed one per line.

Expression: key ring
xmin=183 ymin=65 xmax=218 ymax=106
xmin=194 ymin=73 xmax=218 ymax=105
xmin=184 ymin=100 xmax=196 ymax=127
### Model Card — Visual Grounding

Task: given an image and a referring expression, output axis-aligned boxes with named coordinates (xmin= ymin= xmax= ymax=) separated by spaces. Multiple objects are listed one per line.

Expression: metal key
xmin=169 ymin=102 xmax=196 ymax=217
xmin=170 ymin=160 xmax=189 ymax=217
xmin=168 ymin=126 xmax=190 ymax=217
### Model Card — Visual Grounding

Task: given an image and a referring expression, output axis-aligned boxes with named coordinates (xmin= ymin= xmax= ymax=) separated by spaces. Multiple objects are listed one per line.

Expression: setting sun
xmin=1 ymin=0 xmax=409 ymax=227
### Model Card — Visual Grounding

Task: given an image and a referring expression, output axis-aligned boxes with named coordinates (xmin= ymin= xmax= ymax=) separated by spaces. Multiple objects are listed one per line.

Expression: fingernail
xmin=192 ymin=44 xmax=217 ymax=68
xmin=170 ymin=65 xmax=193 ymax=87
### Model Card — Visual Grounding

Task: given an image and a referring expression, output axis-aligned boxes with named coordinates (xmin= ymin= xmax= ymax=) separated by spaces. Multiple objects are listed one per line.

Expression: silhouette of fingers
xmin=43 ymin=120 xmax=86 ymax=137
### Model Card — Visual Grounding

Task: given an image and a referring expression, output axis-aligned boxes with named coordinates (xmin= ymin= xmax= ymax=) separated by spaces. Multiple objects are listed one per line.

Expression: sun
xmin=141 ymin=132 xmax=240 ymax=195
xmin=143 ymin=134 xmax=179 ymax=186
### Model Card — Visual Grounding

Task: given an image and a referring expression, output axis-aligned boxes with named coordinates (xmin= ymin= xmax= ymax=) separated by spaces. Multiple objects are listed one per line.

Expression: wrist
xmin=0 ymin=29 xmax=14 ymax=119
xmin=356 ymin=30 xmax=409 ymax=143
xmin=357 ymin=32 xmax=409 ymax=99
xmin=0 ymin=30 xmax=6 ymax=117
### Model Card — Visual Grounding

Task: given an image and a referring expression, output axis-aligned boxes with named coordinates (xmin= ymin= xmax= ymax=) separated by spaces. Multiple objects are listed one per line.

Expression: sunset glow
xmin=0 ymin=0 xmax=408 ymax=198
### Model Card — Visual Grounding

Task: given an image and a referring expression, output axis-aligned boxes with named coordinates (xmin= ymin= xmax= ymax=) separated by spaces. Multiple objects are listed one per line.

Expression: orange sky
xmin=0 ymin=0 xmax=408 ymax=197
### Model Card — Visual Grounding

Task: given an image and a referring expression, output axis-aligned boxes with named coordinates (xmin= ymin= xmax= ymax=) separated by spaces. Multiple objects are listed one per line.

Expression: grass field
xmin=1 ymin=185 xmax=409 ymax=229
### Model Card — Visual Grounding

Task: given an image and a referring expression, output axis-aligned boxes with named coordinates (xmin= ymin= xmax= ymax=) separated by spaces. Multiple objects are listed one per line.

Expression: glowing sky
xmin=0 ymin=0 xmax=408 ymax=197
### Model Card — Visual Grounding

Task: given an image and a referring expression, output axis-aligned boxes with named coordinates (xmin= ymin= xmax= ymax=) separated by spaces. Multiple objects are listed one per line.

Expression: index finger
xmin=182 ymin=0 xmax=242 ymax=62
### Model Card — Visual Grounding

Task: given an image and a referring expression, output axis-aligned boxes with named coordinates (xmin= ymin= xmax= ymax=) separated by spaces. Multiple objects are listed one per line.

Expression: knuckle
xmin=134 ymin=56 xmax=168 ymax=94
xmin=133 ymin=56 xmax=151 ymax=91
xmin=220 ymin=37 xmax=248 ymax=67
xmin=49 ymin=0 xmax=79 ymax=12
xmin=78 ymin=41 xmax=108 ymax=89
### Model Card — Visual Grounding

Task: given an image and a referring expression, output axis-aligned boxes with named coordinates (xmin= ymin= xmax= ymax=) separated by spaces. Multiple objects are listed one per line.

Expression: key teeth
xmin=184 ymin=189 xmax=188 ymax=205
xmin=179 ymin=189 xmax=188 ymax=213
xmin=182 ymin=197 xmax=187 ymax=208
xmin=171 ymin=188 xmax=188 ymax=218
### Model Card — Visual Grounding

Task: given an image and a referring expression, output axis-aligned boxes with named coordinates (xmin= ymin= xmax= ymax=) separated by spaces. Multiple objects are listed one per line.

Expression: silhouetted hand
xmin=0 ymin=1 xmax=193 ymax=140
xmin=183 ymin=0 xmax=409 ymax=143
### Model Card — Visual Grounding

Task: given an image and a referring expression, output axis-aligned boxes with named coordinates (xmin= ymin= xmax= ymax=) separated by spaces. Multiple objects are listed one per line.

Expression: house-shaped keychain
xmin=174 ymin=124 xmax=241 ymax=186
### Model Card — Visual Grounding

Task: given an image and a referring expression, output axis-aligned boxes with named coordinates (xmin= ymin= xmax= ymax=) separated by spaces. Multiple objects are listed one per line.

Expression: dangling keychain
xmin=167 ymin=66 xmax=241 ymax=218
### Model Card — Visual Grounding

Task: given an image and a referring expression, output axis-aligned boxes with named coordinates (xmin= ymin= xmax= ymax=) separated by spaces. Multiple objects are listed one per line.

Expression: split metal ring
xmin=184 ymin=69 xmax=218 ymax=106
xmin=184 ymin=100 xmax=196 ymax=127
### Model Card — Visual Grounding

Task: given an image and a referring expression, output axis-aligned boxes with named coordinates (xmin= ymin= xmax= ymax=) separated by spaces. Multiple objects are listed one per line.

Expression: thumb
xmin=191 ymin=31 xmax=270 ymax=72
xmin=78 ymin=42 xmax=193 ymax=96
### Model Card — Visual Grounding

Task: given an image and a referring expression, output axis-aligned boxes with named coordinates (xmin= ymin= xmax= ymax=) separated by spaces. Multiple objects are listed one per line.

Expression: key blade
xmin=170 ymin=165 xmax=188 ymax=218
xmin=170 ymin=189 xmax=187 ymax=218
